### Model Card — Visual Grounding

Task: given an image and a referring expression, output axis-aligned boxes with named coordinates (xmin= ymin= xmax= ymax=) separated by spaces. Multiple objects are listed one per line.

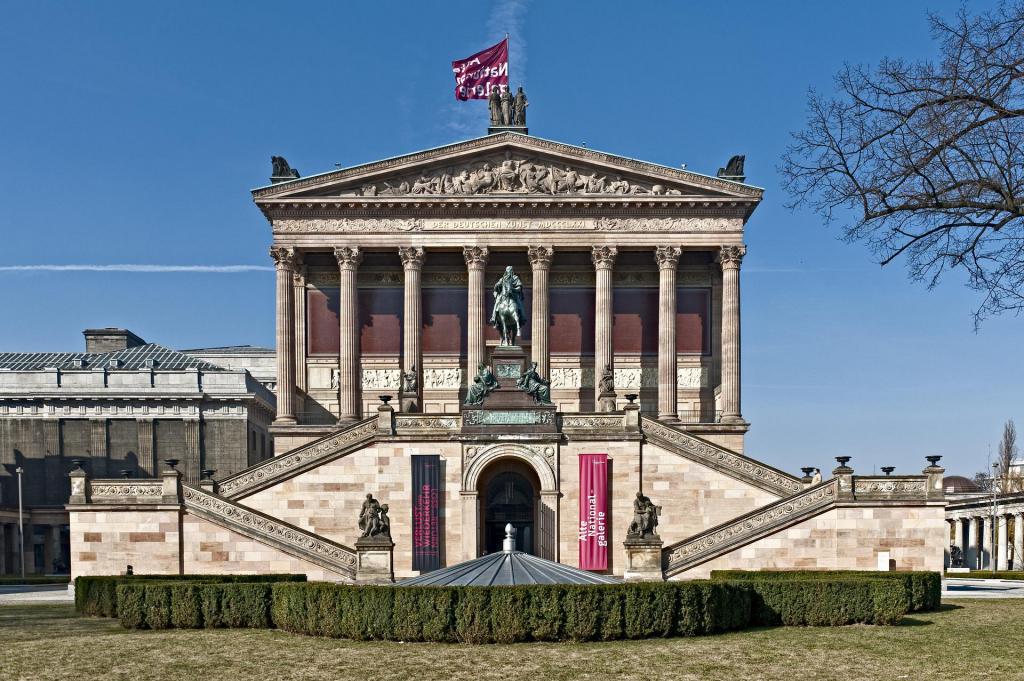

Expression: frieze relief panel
xmin=423 ymin=367 xmax=463 ymax=390
xmin=614 ymin=367 xmax=658 ymax=390
xmin=340 ymin=154 xmax=688 ymax=197
xmin=361 ymin=369 xmax=401 ymax=391
xmin=677 ymin=366 xmax=709 ymax=389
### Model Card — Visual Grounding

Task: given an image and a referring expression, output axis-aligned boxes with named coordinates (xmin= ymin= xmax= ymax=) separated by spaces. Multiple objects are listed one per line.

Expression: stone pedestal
xmin=355 ymin=537 xmax=395 ymax=584
xmin=598 ymin=391 xmax=617 ymax=413
xmin=461 ymin=345 xmax=557 ymax=434
xmin=623 ymin=536 xmax=664 ymax=582
xmin=488 ymin=125 xmax=528 ymax=135
xmin=400 ymin=394 xmax=418 ymax=414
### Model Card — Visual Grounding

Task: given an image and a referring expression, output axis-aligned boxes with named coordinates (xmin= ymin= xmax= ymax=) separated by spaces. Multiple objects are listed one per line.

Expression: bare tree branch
xmin=781 ymin=3 xmax=1024 ymax=326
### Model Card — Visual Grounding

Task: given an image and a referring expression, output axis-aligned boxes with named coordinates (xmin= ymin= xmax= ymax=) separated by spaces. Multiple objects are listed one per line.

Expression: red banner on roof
xmin=452 ymin=38 xmax=508 ymax=100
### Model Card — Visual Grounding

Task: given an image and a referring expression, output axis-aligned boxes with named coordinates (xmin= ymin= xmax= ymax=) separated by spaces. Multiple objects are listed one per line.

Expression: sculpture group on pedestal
xmin=489 ymin=85 xmax=528 ymax=127
xmin=465 ymin=364 xmax=499 ymax=405
xmin=517 ymin=362 xmax=551 ymax=404
xmin=627 ymin=491 xmax=661 ymax=539
xmin=358 ymin=493 xmax=391 ymax=540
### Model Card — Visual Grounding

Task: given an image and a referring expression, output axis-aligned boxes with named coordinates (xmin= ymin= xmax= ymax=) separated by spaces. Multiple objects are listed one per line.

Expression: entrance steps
xmin=182 ymin=484 xmax=357 ymax=578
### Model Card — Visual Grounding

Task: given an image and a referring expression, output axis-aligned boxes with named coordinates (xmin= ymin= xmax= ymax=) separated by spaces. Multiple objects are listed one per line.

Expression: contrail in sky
xmin=0 ymin=264 xmax=273 ymax=273
xmin=445 ymin=0 xmax=530 ymax=138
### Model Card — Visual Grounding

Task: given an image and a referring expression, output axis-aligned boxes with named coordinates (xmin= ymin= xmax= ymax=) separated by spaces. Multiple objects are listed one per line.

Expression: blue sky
xmin=1 ymin=1 xmax=1020 ymax=478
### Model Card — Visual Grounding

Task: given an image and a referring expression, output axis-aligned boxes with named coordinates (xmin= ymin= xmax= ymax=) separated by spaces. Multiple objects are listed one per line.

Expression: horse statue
xmin=490 ymin=266 xmax=526 ymax=346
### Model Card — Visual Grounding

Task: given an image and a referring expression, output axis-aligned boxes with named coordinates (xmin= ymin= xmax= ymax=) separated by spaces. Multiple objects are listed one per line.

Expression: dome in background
xmin=944 ymin=475 xmax=982 ymax=494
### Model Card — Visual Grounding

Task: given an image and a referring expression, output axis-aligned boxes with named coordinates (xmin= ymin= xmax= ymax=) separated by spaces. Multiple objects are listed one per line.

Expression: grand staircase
xmin=640 ymin=417 xmax=802 ymax=497
xmin=182 ymin=483 xmax=357 ymax=578
xmin=217 ymin=417 xmax=378 ymax=500
xmin=662 ymin=479 xmax=839 ymax=577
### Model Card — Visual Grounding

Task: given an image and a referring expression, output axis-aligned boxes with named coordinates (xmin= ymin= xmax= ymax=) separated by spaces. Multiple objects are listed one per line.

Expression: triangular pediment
xmin=252 ymin=133 xmax=761 ymax=202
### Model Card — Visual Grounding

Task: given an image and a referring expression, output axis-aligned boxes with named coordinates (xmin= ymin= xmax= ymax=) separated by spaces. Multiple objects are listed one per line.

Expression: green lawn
xmin=2 ymin=600 xmax=1021 ymax=681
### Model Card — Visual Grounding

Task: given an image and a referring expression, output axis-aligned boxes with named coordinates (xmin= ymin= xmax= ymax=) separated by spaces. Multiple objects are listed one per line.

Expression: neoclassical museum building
xmin=68 ymin=129 xmax=948 ymax=582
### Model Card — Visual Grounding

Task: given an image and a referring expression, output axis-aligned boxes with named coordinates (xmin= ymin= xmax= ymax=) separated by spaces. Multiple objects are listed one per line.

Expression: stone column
xmin=718 ymin=245 xmax=745 ymax=424
xmin=399 ymin=246 xmax=425 ymax=409
xmin=335 ymin=247 xmax=363 ymax=422
xmin=983 ymin=516 xmax=993 ymax=570
xmin=1014 ymin=513 xmax=1024 ymax=571
xmin=292 ymin=257 xmax=307 ymax=415
xmin=90 ymin=419 xmax=108 ymax=477
xmin=655 ymin=247 xmax=682 ymax=421
xmin=998 ymin=514 xmax=1009 ymax=571
xmin=952 ymin=517 xmax=964 ymax=562
xmin=49 ymin=525 xmax=62 ymax=573
xmin=592 ymin=246 xmax=618 ymax=405
xmin=464 ymin=247 xmax=489 ymax=377
xmin=966 ymin=516 xmax=979 ymax=569
xmin=0 ymin=523 xmax=6 ymax=575
xmin=270 ymin=246 xmax=297 ymax=424
xmin=460 ymin=491 xmax=480 ymax=560
xmin=184 ymin=419 xmax=201 ymax=485
xmin=528 ymin=246 xmax=554 ymax=377
xmin=137 ymin=419 xmax=155 ymax=476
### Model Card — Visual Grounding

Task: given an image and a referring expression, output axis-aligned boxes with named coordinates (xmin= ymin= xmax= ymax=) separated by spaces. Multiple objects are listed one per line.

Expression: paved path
xmin=943 ymin=578 xmax=1024 ymax=599
xmin=0 ymin=584 xmax=73 ymax=603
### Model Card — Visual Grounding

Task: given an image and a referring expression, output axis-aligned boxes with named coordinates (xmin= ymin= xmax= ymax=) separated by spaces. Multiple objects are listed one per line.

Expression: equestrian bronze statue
xmin=490 ymin=266 xmax=526 ymax=346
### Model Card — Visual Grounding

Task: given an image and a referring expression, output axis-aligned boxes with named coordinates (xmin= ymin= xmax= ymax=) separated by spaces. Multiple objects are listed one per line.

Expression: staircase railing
xmin=663 ymin=479 xmax=839 ymax=577
xmin=182 ymin=484 xmax=357 ymax=578
xmin=641 ymin=417 xmax=802 ymax=497
xmin=218 ymin=417 xmax=377 ymax=499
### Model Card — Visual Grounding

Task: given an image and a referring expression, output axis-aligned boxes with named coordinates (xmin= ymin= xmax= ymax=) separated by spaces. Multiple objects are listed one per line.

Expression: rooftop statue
xmin=513 ymin=86 xmax=528 ymax=126
xmin=490 ymin=266 xmax=526 ymax=346
xmin=271 ymin=155 xmax=300 ymax=180
xmin=717 ymin=155 xmax=745 ymax=179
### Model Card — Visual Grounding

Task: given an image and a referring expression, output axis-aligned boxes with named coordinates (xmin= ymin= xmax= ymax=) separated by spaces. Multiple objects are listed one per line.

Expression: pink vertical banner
xmin=578 ymin=453 xmax=609 ymax=570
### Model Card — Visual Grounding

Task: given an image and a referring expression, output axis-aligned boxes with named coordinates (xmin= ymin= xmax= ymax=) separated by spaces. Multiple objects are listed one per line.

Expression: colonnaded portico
xmin=258 ymin=133 xmax=757 ymax=454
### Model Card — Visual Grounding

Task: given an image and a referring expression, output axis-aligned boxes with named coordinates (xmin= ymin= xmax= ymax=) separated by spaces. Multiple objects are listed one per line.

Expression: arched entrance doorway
xmin=478 ymin=459 xmax=541 ymax=555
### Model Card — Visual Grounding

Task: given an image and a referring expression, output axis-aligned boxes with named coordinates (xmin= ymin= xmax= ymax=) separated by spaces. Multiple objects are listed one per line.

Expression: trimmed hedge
xmin=720 ymin=577 xmax=908 ymax=626
xmin=711 ymin=570 xmax=941 ymax=613
xmin=117 ymin=582 xmax=274 ymax=630
xmin=270 ymin=581 xmax=752 ymax=643
xmin=74 ymin=574 xmax=306 ymax=618
xmin=949 ymin=570 xmax=1024 ymax=580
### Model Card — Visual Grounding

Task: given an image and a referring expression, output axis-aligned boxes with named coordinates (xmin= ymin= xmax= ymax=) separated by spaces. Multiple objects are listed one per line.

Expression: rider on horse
xmin=490 ymin=266 xmax=526 ymax=346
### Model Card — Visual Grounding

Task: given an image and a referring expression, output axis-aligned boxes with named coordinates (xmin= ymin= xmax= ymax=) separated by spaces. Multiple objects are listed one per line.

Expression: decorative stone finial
xmin=163 ymin=459 xmax=179 ymax=470
xmin=881 ymin=466 xmax=895 ymax=476
xmin=503 ymin=523 xmax=517 ymax=552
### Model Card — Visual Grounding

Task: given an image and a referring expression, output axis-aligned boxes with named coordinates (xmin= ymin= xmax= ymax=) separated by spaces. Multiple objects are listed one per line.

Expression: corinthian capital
xmin=398 ymin=246 xmax=425 ymax=270
xmin=718 ymin=245 xmax=746 ymax=269
xmin=269 ymin=245 xmax=296 ymax=271
xmin=591 ymin=245 xmax=618 ymax=270
xmin=463 ymin=246 xmax=489 ymax=269
xmin=654 ymin=246 xmax=682 ymax=270
xmin=527 ymin=246 xmax=554 ymax=270
xmin=334 ymin=246 xmax=363 ymax=270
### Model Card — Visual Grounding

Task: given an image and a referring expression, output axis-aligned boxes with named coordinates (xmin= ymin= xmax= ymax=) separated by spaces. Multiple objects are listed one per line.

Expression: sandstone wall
xmin=557 ymin=441 xmax=777 ymax=576
xmin=70 ymin=509 xmax=181 ymax=578
xmin=181 ymin=515 xmax=341 ymax=581
xmin=676 ymin=504 xmax=947 ymax=579
xmin=242 ymin=442 xmax=463 ymax=579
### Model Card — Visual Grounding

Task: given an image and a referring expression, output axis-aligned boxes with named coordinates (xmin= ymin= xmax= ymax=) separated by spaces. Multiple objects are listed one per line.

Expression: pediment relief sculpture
xmin=343 ymin=154 xmax=689 ymax=198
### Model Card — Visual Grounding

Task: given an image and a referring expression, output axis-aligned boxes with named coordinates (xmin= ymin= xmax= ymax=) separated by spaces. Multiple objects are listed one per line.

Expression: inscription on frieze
xmin=463 ymin=410 xmax=555 ymax=426
xmin=274 ymin=217 xmax=742 ymax=234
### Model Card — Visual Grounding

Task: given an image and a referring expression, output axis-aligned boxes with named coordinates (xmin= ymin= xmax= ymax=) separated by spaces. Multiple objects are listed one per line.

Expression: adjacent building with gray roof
xmin=0 ymin=328 xmax=275 ymax=576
